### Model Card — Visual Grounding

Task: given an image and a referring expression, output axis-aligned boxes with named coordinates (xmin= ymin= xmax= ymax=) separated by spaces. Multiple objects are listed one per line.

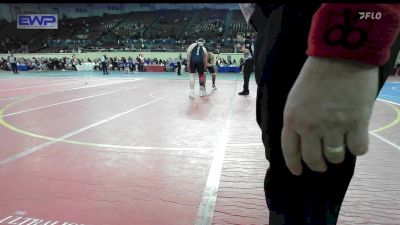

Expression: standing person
xmin=71 ymin=54 xmax=77 ymax=71
xmin=206 ymin=50 xmax=218 ymax=90
xmin=240 ymin=3 xmax=400 ymax=225
xmin=8 ymin=52 xmax=18 ymax=74
xmin=187 ymin=38 xmax=208 ymax=98
xmin=62 ymin=57 xmax=67 ymax=71
xmin=395 ymin=51 xmax=400 ymax=76
xmin=236 ymin=32 xmax=254 ymax=95
xmin=138 ymin=54 xmax=144 ymax=72
xmin=94 ymin=59 xmax=99 ymax=71
xmin=182 ymin=58 xmax=188 ymax=72
xmin=100 ymin=54 xmax=109 ymax=75
xmin=127 ymin=57 xmax=133 ymax=72
xmin=113 ymin=57 xmax=118 ymax=71
xmin=177 ymin=58 xmax=182 ymax=75
xmin=133 ymin=57 xmax=139 ymax=73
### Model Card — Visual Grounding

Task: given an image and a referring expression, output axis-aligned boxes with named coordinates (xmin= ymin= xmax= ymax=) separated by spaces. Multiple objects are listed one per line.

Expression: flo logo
xmin=359 ymin=12 xmax=382 ymax=20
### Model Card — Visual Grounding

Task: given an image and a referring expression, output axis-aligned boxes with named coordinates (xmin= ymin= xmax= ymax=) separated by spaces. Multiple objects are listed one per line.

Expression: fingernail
xmin=292 ymin=168 xmax=302 ymax=176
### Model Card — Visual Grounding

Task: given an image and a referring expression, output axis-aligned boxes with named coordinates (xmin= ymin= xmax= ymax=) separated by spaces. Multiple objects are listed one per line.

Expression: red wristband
xmin=306 ymin=4 xmax=400 ymax=66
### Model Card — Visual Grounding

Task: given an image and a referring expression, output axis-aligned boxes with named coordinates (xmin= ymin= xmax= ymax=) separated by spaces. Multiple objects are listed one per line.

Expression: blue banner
xmin=17 ymin=14 xmax=58 ymax=29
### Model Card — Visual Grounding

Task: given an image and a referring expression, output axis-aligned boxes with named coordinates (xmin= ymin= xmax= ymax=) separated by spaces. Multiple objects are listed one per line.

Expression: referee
xmin=240 ymin=3 xmax=400 ymax=225
xmin=236 ymin=32 xmax=254 ymax=95
xmin=100 ymin=54 xmax=109 ymax=75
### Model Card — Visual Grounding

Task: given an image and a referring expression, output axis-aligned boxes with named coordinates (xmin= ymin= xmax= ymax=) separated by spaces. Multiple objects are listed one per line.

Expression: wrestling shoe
xmin=200 ymin=86 xmax=206 ymax=97
xmin=238 ymin=90 xmax=249 ymax=95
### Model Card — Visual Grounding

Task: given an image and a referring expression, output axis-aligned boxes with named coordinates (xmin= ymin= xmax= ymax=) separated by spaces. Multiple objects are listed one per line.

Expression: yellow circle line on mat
xmin=370 ymin=101 xmax=400 ymax=133
xmin=0 ymin=95 xmax=399 ymax=149
xmin=0 ymin=96 xmax=210 ymax=151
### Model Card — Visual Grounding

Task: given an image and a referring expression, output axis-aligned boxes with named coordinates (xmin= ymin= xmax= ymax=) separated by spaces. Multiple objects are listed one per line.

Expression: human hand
xmin=281 ymin=56 xmax=379 ymax=175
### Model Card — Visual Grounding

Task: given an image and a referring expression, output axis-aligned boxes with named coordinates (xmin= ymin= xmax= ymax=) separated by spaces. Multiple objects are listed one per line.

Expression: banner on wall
xmin=17 ymin=14 xmax=58 ymax=29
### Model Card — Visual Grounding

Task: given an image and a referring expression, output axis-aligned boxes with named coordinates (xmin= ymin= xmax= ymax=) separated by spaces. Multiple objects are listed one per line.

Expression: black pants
xmin=242 ymin=58 xmax=254 ymax=92
xmin=139 ymin=63 xmax=144 ymax=72
xmin=11 ymin=63 xmax=18 ymax=74
xmin=177 ymin=62 xmax=181 ymax=75
xmin=253 ymin=4 xmax=393 ymax=225
xmin=101 ymin=62 xmax=108 ymax=74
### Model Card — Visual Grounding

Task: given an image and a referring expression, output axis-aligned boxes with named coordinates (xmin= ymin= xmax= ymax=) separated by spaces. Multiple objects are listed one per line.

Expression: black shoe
xmin=238 ymin=91 xmax=249 ymax=95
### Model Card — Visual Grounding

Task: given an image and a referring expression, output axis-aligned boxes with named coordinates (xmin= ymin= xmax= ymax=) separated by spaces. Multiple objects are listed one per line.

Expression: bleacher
xmin=113 ymin=11 xmax=158 ymax=39
xmin=231 ymin=10 xmax=254 ymax=34
xmin=147 ymin=10 xmax=192 ymax=39
xmin=185 ymin=9 xmax=227 ymax=39
xmin=0 ymin=9 xmax=252 ymax=53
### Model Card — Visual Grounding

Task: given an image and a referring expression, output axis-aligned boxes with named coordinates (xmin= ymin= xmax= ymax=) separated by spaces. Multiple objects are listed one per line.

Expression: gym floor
xmin=0 ymin=71 xmax=399 ymax=225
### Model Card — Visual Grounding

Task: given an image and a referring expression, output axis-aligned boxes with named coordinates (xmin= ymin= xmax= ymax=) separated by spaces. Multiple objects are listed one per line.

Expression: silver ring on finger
xmin=324 ymin=145 xmax=345 ymax=154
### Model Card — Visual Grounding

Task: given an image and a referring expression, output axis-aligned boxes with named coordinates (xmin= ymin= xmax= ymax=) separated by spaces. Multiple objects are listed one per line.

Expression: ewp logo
xmin=17 ymin=14 xmax=58 ymax=29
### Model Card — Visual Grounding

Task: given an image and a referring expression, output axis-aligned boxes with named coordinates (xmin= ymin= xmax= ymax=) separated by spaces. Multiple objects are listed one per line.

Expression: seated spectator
xmin=118 ymin=60 xmax=124 ymax=71
xmin=124 ymin=62 xmax=130 ymax=73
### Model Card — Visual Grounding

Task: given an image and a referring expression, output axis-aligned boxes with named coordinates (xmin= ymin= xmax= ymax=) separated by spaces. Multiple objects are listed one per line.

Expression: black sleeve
xmin=244 ymin=40 xmax=252 ymax=51
xmin=378 ymin=34 xmax=400 ymax=93
xmin=257 ymin=4 xmax=284 ymax=18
